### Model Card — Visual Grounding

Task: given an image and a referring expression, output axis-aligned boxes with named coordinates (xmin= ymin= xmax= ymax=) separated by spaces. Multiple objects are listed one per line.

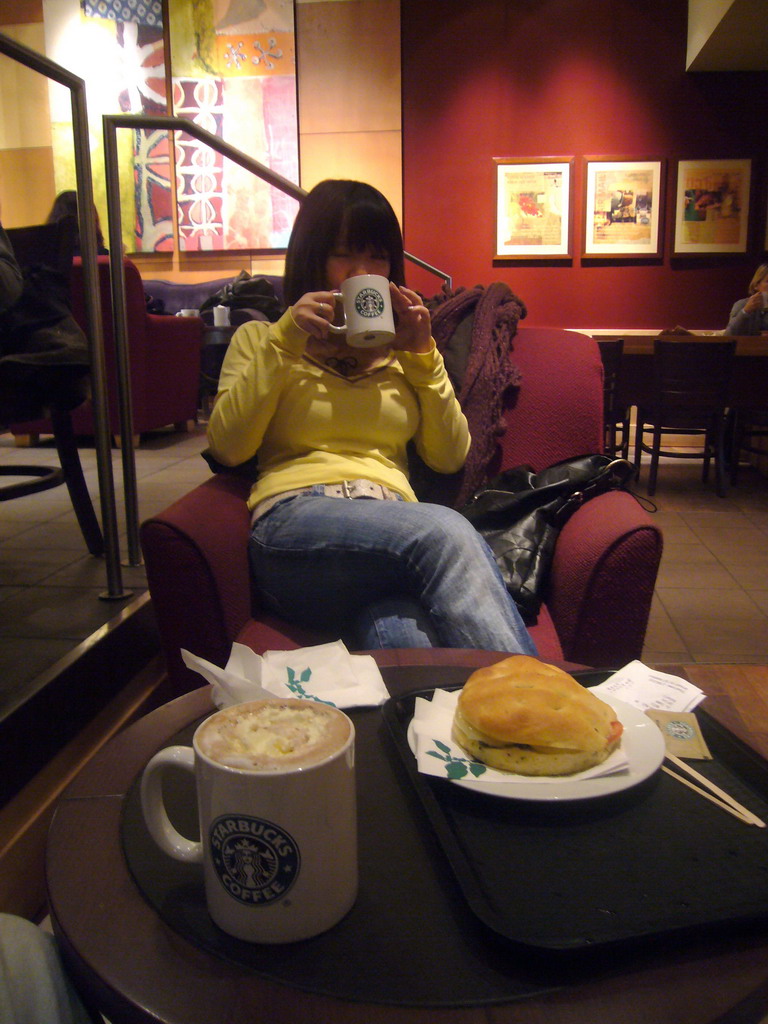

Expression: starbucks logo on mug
xmin=355 ymin=287 xmax=385 ymax=319
xmin=209 ymin=814 xmax=300 ymax=906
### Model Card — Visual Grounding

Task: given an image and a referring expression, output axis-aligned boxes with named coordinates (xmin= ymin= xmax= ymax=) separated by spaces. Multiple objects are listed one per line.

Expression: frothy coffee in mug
xmin=196 ymin=700 xmax=351 ymax=771
xmin=142 ymin=696 xmax=357 ymax=941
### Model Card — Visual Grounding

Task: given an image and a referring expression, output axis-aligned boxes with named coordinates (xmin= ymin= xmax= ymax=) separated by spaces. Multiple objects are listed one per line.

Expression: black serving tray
xmin=122 ymin=696 xmax=568 ymax=1007
xmin=382 ymin=677 xmax=768 ymax=954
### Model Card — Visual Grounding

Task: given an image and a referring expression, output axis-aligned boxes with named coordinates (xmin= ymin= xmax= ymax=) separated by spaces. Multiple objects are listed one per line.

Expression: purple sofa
xmin=143 ymin=274 xmax=284 ymax=324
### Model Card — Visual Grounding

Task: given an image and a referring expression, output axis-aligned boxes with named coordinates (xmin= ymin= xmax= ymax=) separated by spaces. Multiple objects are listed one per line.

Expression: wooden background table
xmin=46 ymin=653 xmax=768 ymax=1024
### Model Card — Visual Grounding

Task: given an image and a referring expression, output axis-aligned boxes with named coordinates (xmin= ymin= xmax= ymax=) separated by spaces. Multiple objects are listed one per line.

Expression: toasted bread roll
xmin=451 ymin=655 xmax=623 ymax=776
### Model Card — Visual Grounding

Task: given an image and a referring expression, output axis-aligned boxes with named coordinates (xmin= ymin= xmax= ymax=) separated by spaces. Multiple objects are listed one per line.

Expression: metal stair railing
xmin=0 ymin=32 xmax=127 ymax=599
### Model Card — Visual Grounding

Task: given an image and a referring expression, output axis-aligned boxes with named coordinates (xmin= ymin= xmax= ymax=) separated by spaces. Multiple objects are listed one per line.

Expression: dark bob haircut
xmin=283 ymin=180 xmax=406 ymax=305
xmin=46 ymin=190 xmax=106 ymax=254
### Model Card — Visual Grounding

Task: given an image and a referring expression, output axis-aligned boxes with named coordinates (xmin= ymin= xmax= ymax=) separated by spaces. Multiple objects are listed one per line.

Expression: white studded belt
xmin=251 ymin=479 xmax=402 ymax=523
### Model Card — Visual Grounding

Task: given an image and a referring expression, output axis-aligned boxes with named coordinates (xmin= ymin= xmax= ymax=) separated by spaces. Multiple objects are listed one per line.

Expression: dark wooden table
xmin=46 ymin=654 xmax=768 ymax=1024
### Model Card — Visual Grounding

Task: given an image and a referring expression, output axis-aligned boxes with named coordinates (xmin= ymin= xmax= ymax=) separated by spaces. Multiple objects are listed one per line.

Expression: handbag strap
xmin=549 ymin=457 xmax=635 ymax=526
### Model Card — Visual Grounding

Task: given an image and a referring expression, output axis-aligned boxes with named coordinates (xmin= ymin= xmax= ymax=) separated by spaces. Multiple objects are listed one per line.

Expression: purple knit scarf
xmin=410 ymin=282 xmax=526 ymax=508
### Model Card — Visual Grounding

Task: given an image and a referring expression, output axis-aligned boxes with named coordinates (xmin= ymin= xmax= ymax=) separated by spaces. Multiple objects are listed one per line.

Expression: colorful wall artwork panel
xmin=44 ymin=0 xmax=298 ymax=252
xmin=168 ymin=0 xmax=299 ymax=252
xmin=44 ymin=0 xmax=170 ymax=252
xmin=118 ymin=20 xmax=174 ymax=252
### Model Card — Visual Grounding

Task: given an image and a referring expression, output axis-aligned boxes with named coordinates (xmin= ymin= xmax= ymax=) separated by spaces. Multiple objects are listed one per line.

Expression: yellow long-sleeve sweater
xmin=206 ymin=308 xmax=470 ymax=511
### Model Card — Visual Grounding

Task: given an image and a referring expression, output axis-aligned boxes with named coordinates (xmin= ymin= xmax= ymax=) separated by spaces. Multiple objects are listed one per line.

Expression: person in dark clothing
xmin=46 ymin=191 xmax=108 ymax=256
xmin=725 ymin=263 xmax=768 ymax=336
xmin=0 ymin=222 xmax=23 ymax=311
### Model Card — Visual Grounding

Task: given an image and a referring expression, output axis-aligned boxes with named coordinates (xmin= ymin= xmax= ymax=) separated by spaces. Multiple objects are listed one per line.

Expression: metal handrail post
xmin=403 ymin=251 xmax=452 ymax=292
xmin=0 ymin=32 xmax=126 ymax=598
xmin=102 ymin=122 xmax=141 ymax=566
xmin=104 ymin=114 xmax=307 ymax=200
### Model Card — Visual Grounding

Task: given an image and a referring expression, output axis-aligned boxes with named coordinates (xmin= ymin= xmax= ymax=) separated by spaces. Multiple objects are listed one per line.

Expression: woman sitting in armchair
xmin=206 ymin=179 xmax=536 ymax=654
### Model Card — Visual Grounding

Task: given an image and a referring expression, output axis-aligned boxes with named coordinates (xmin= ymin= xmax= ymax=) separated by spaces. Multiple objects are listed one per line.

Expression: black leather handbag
xmin=460 ymin=454 xmax=636 ymax=617
xmin=198 ymin=271 xmax=283 ymax=325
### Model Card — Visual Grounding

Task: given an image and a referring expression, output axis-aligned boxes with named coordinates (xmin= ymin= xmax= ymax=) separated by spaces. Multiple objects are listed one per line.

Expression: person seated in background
xmin=0 ymin=220 xmax=22 ymax=312
xmin=725 ymin=263 xmax=768 ymax=335
xmin=46 ymin=190 xmax=108 ymax=256
xmin=207 ymin=178 xmax=537 ymax=655
xmin=0 ymin=218 xmax=23 ymax=428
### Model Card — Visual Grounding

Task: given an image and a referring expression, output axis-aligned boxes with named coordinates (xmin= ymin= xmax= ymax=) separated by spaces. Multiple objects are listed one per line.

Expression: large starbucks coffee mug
xmin=328 ymin=273 xmax=396 ymax=347
xmin=140 ymin=698 xmax=357 ymax=943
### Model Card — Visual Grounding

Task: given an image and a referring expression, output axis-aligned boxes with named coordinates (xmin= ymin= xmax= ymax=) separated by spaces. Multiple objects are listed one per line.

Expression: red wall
xmin=401 ymin=0 xmax=768 ymax=330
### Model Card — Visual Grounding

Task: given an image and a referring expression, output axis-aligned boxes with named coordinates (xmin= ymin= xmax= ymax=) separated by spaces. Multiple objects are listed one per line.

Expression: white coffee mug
xmin=213 ymin=304 xmax=230 ymax=326
xmin=328 ymin=274 xmax=396 ymax=348
xmin=140 ymin=698 xmax=357 ymax=943
xmin=176 ymin=308 xmax=200 ymax=318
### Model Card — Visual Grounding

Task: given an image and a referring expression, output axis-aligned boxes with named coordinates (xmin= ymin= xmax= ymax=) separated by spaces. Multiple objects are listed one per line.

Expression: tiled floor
xmin=639 ymin=460 xmax=768 ymax=665
xmin=1 ymin=427 xmax=768 ymax=723
xmin=0 ymin=424 xmax=211 ymax=721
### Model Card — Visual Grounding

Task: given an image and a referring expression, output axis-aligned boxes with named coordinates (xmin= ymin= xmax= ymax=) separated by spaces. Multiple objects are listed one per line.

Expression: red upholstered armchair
xmin=11 ymin=256 xmax=202 ymax=442
xmin=141 ymin=326 xmax=663 ymax=696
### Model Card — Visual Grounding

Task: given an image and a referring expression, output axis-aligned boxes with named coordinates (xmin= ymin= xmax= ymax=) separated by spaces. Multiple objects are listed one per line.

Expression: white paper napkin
xmin=181 ymin=640 xmax=389 ymax=710
xmin=411 ymin=688 xmax=630 ymax=785
xmin=590 ymin=660 xmax=705 ymax=712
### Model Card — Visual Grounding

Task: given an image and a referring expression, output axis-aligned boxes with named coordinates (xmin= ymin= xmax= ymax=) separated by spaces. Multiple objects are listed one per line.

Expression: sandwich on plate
xmin=452 ymin=655 xmax=623 ymax=776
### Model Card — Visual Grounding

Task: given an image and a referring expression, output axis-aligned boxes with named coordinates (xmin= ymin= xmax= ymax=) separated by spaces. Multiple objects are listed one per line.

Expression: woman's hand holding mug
xmin=389 ymin=284 xmax=432 ymax=354
xmin=291 ymin=290 xmax=338 ymax=339
xmin=292 ymin=279 xmax=432 ymax=353
xmin=744 ymin=291 xmax=767 ymax=314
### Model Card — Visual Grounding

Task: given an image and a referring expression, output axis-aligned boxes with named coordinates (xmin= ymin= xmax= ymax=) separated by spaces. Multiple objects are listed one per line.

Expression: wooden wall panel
xmin=0 ymin=2 xmax=43 ymax=26
xmin=296 ymin=0 xmax=402 ymax=216
xmin=0 ymin=148 xmax=55 ymax=226
xmin=0 ymin=24 xmax=52 ymax=150
xmin=0 ymin=21 xmax=55 ymax=226
xmin=299 ymin=129 xmax=402 ymax=221
xmin=296 ymin=0 xmax=401 ymax=132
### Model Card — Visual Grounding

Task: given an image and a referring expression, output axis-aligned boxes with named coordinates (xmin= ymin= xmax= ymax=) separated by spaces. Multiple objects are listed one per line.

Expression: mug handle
xmin=140 ymin=745 xmax=202 ymax=863
xmin=327 ymin=290 xmax=346 ymax=335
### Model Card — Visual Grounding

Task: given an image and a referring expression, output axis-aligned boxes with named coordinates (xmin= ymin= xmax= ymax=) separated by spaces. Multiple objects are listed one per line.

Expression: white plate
xmin=407 ymin=695 xmax=665 ymax=802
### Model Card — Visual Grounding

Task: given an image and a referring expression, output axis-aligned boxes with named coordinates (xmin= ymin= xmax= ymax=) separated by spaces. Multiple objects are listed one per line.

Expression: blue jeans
xmin=249 ymin=491 xmax=536 ymax=653
xmin=0 ymin=914 xmax=94 ymax=1024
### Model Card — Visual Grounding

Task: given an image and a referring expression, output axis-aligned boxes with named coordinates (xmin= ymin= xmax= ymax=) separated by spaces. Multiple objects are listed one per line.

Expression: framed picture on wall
xmin=673 ymin=158 xmax=752 ymax=255
xmin=583 ymin=158 xmax=664 ymax=258
xmin=494 ymin=158 xmax=573 ymax=259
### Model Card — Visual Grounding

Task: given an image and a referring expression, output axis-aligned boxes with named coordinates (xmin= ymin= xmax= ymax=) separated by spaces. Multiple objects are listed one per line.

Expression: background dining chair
xmin=597 ymin=338 xmax=631 ymax=459
xmin=634 ymin=337 xmax=736 ymax=498
xmin=0 ymin=217 xmax=103 ymax=555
